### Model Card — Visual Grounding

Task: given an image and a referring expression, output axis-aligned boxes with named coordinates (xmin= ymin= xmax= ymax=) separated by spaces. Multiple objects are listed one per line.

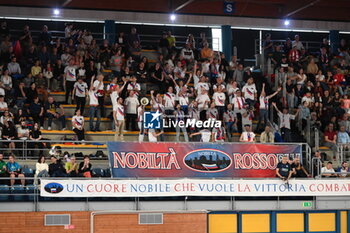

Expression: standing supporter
xmin=64 ymin=59 xmax=78 ymax=104
xmin=45 ymin=96 xmax=66 ymax=131
xmin=137 ymin=105 xmax=145 ymax=142
xmin=124 ymin=91 xmax=139 ymax=131
xmin=127 ymin=75 xmax=141 ymax=98
xmin=223 ymin=104 xmax=236 ymax=142
xmin=72 ymin=109 xmax=85 ymax=141
xmin=147 ymin=129 xmax=164 ymax=142
xmin=164 ymin=86 xmax=176 ymax=116
xmin=196 ymin=89 xmax=210 ymax=121
xmin=272 ymin=102 xmax=300 ymax=142
xmin=239 ymin=124 xmax=256 ymax=142
xmin=231 ymin=90 xmax=245 ymax=133
xmin=206 ymin=102 xmax=219 ymax=121
xmin=242 ymin=77 xmax=257 ymax=109
xmin=88 ymin=76 xmax=101 ymax=132
xmin=174 ymin=103 xmax=189 ymax=142
xmin=114 ymin=97 xmax=125 ymax=141
xmin=73 ymin=77 xmax=88 ymax=115
xmin=93 ymin=74 xmax=106 ymax=117
xmin=188 ymin=101 xmax=200 ymax=141
xmin=135 ymin=62 xmax=148 ymax=96
xmin=256 ymin=84 xmax=281 ymax=132
xmin=212 ymin=85 xmax=226 ymax=119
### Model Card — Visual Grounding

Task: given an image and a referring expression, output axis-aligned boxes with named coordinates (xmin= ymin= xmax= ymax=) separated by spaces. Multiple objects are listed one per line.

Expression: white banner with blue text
xmin=40 ymin=179 xmax=350 ymax=197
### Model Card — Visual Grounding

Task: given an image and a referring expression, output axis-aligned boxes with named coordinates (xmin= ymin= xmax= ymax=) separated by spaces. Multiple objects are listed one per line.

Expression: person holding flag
xmin=72 ymin=77 xmax=88 ymax=115
xmin=72 ymin=109 xmax=85 ymax=141
xmin=113 ymin=97 xmax=125 ymax=141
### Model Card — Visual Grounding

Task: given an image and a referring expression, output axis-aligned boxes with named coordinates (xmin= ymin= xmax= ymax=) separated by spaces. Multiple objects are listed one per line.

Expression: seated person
xmin=259 ymin=126 xmax=274 ymax=143
xmin=45 ymin=96 xmax=66 ymax=131
xmin=78 ymin=155 xmax=92 ymax=177
xmin=337 ymin=161 xmax=350 ymax=177
xmin=65 ymin=156 xmax=78 ymax=177
xmin=48 ymin=156 xmax=66 ymax=177
xmin=292 ymin=157 xmax=309 ymax=177
xmin=6 ymin=154 xmax=25 ymax=186
xmin=239 ymin=125 xmax=256 ymax=142
xmin=321 ymin=162 xmax=336 ymax=177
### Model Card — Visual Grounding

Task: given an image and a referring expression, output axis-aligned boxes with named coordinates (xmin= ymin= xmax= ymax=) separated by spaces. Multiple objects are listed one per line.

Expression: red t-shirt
xmin=324 ymin=130 xmax=337 ymax=141
xmin=333 ymin=74 xmax=345 ymax=86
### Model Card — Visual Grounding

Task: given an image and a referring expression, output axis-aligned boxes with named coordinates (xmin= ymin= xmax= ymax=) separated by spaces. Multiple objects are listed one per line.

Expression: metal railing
xmin=338 ymin=143 xmax=350 ymax=163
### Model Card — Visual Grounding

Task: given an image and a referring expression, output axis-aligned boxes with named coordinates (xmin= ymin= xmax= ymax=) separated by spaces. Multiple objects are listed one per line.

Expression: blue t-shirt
xmin=6 ymin=162 xmax=21 ymax=172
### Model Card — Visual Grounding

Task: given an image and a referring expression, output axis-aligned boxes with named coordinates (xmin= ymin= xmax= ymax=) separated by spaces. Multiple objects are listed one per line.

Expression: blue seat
xmin=26 ymin=185 xmax=36 ymax=201
xmin=0 ymin=185 xmax=9 ymax=201
xmin=104 ymin=168 xmax=111 ymax=177
xmin=92 ymin=168 xmax=105 ymax=177
xmin=22 ymin=168 xmax=35 ymax=185
xmin=11 ymin=185 xmax=26 ymax=201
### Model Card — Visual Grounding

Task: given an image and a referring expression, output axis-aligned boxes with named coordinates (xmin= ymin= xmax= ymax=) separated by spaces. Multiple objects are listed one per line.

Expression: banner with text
xmin=107 ymin=142 xmax=302 ymax=178
xmin=40 ymin=179 xmax=350 ymax=197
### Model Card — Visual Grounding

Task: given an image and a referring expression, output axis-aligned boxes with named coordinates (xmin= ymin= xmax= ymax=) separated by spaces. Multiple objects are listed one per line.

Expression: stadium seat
xmin=104 ymin=168 xmax=111 ymax=177
xmin=91 ymin=168 xmax=105 ymax=177
xmin=25 ymin=185 xmax=36 ymax=202
xmin=0 ymin=185 xmax=9 ymax=201
xmin=22 ymin=168 xmax=35 ymax=185
xmin=11 ymin=185 xmax=26 ymax=202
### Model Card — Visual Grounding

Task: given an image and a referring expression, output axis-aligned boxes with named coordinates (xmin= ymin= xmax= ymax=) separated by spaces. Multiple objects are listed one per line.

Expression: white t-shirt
xmin=242 ymin=84 xmax=257 ymax=100
xmin=64 ymin=66 xmax=77 ymax=82
xmin=110 ymin=91 xmax=119 ymax=110
xmin=231 ymin=96 xmax=245 ymax=112
xmin=127 ymin=82 xmax=141 ymax=92
xmin=88 ymin=90 xmax=99 ymax=106
xmin=259 ymin=96 xmax=270 ymax=110
xmin=213 ymin=92 xmax=226 ymax=106
xmin=207 ymin=108 xmax=219 ymax=120
xmin=241 ymin=131 xmax=255 ymax=142
xmin=321 ymin=167 xmax=335 ymax=175
xmin=93 ymin=80 xmax=104 ymax=97
xmin=72 ymin=115 xmax=84 ymax=130
xmin=200 ymin=129 xmax=212 ymax=142
xmin=74 ymin=81 xmax=88 ymax=97
xmin=195 ymin=82 xmax=210 ymax=96
xmin=178 ymin=92 xmax=189 ymax=106
xmin=196 ymin=94 xmax=210 ymax=111
xmin=164 ymin=92 xmax=176 ymax=110
xmin=223 ymin=110 xmax=235 ymax=123
xmin=17 ymin=128 xmax=29 ymax=140
xmin=124 ymin=96 xmax=140 ymax=114
xmin=152 ymin=100 xmax=165 ymax=114
xmin=115 ymin=104 xmax=125 ymax=121
xmin=278 ymin=112 xmax=295 ymax=129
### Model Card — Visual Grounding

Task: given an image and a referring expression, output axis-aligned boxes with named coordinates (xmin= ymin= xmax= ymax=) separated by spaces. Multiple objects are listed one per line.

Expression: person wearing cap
xmin=239 ymin=125 xmax=256 ymax=142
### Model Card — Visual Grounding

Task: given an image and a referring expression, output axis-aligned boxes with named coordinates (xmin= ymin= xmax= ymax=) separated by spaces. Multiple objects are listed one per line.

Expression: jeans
xmin=46 ymin=113 xmax=66 ymax=128
xmin=256 ymin=109 xmax=268 ymax=132
xmin=176 ymin=125 xmax=189 ymax=142
xmin=89 ymin=106 xmax=101 ymax=131
xmin=324 ymin=142 xmax=338 ymax=158
xmin=287 ymin=94 xmax=298 ymax=109
xmin=225 ymin=122 xmax=236 ymax=142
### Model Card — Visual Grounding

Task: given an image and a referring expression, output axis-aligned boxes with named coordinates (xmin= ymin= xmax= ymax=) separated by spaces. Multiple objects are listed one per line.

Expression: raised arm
xmin=272 ymin=102 xmax=282 ymax=114
xmin=267 ymin=86 xmax=282 ymax=99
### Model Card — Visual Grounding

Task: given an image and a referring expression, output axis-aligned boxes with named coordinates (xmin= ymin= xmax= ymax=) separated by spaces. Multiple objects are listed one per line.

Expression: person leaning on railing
xmin=321 ymin=162 xmax=336 ymax=177
xmin=337 ymin=161 xmax=350 ymax=178
xmin=276 ymin=155 xmax=292 ymax=181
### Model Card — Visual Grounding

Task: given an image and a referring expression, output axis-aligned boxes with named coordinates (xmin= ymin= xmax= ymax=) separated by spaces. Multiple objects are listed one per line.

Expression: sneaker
xmin=62 ymin=128 xmax=67 ymax=131
xmin=40 ymin=126 xmax=44 ymax=130
xmin=48 ymin=127 xmax=52 ymax=131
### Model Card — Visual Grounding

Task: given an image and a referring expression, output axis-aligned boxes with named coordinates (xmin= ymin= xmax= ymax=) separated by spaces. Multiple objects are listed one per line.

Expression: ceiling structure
xmin=0 ymin=0 xmax=350 ymax=22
